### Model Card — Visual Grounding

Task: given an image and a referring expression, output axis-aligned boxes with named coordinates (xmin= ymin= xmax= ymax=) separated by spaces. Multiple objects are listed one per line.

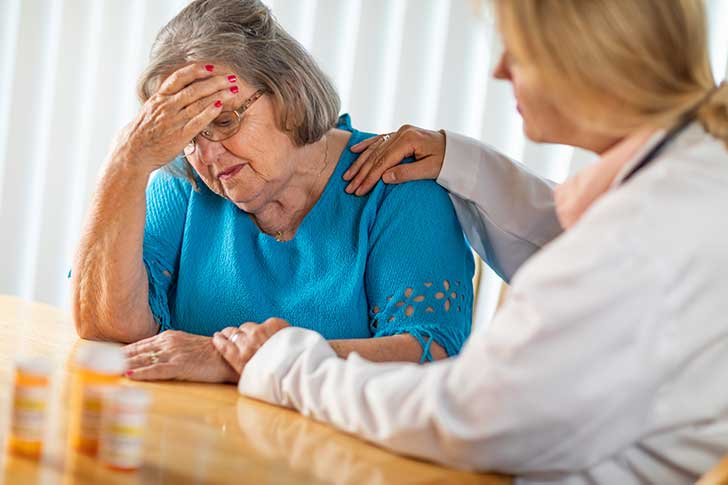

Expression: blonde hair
xmin=494 ymin=0 xmax=728 ymax=147
xmin=137 ymin=0 xmax=340 ymax=183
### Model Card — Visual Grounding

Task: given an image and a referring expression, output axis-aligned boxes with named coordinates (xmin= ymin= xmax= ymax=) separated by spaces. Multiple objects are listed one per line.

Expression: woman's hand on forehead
xmin=110 ymin=63 xmax=242 ymax=172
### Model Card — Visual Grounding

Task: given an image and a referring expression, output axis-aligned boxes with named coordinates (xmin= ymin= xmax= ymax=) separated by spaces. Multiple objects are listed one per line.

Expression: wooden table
xmin=0 ymin=295 xmax=510 ymax=485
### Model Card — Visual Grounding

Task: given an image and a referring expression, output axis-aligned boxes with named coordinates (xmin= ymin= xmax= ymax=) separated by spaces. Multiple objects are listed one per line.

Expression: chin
xmin=228 ymin=189 xmax=268 ymax=212
xmin=219 ymin=177 xmax=266 ymax=208
xmin=522 ymin=123 xmax=547 ymax=143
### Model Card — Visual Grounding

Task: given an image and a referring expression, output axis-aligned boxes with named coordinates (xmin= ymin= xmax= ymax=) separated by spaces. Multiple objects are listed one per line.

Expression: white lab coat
xmin=237 ymin=122 xmax=728 ymax=485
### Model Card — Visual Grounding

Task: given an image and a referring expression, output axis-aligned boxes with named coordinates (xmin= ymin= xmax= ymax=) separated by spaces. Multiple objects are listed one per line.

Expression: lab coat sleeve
xmin=437 ymin=131 xmax=563 ymax=281
xmin=238 ymin=201 xmax=660 ymax=475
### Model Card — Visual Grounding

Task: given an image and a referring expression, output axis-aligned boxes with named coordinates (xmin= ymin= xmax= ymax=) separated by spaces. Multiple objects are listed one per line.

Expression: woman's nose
xmin=493 ymin=52 xmax=511 ymax=81
xmin=196 ymin=139 xmax=225 ymax=166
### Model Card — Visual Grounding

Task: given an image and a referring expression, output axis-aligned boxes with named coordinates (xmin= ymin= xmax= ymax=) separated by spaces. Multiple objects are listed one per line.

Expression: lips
xmin=217 ymin=164 xmax=245 ymax=180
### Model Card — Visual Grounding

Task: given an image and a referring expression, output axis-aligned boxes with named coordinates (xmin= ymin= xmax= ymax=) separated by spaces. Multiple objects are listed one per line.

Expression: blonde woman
xmin=213 ymin=1 xmax=728 ymax=483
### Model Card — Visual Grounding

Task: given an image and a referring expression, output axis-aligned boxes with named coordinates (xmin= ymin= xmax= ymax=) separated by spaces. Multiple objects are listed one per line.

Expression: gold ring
xmin=149 ymin=351 xmax=160 ymax=365
xmin=381 ymin=133 xmax=391 ymax=142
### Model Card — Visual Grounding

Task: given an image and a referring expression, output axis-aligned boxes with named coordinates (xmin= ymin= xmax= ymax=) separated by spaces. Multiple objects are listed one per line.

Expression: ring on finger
xmin=148 ymin=351 xmax=160 ymax=365
xmin=230 ymin=331 xmax=243 ymax=344
xmin=381 ymin=133 xmax=391 ymax=142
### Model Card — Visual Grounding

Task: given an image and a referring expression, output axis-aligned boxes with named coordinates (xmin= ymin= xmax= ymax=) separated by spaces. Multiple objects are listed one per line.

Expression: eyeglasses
xmin=185 ymin=89 xmax=266 ymax=154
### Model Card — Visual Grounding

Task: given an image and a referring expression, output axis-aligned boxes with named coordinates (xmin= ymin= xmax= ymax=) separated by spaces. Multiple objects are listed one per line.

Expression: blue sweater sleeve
xmin=143 ymin=161 xmax=191 ymax=332
xmin=365 ymin=179 xmax=474 ymax=361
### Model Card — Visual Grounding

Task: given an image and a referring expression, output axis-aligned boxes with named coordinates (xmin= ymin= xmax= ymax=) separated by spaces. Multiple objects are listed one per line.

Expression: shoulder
xmin=379 ymin=176 xmax=455 ymax=216
xmin=340 ymin=117 xmax=459 ymax=226
xmin=518 ymin=127 xmax=728 ymax=295
xmin=610 ymin=125 xmax=728 ymax=240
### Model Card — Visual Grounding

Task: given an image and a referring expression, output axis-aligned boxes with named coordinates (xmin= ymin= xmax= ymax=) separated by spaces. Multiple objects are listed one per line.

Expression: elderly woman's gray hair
xmin=138 ymin=0 xmax=340 ymax=151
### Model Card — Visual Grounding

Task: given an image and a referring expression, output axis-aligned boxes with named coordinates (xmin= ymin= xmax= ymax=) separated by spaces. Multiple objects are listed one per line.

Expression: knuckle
xmin=179 ymin=86 xmax=195 ymax=103
xmin=155 ymin=110 xmax=171 ymax=124
xmin=149 ymin=93 xmax=166 ymax=109
xmin=163 ymin=330 xmax=180 ymax=342
xmin=167 ymin=72 xmax=181 ymax=88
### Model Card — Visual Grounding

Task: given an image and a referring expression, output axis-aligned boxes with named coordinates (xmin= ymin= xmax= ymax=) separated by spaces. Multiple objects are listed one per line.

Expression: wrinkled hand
xmin=343 ymin=124 xmax=446 ymax=196
xmin=123 ymin=330 xmax=239 ymax=383
xmin=212 ymin=318 xmax=291 ymax=375
xmin=111 ymin=63 xmax=240 ymax=173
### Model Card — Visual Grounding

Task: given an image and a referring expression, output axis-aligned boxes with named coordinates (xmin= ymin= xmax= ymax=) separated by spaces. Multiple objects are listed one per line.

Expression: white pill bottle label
xmin=12 ymin=385 xmax=49 ymax=441
xmin=98 ymin=389 xmax=150 ymax=470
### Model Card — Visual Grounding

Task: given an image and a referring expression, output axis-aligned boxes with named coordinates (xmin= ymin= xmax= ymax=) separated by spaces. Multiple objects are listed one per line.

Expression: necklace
xmin=274 ymin=134 xmax=330 ymax=242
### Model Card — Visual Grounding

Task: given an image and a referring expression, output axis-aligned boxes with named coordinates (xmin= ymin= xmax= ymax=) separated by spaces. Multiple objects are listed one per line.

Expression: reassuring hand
xmin=343 ymin=124 xmax=446 ymax=196
xmin=212 ymin=318 xmax=291 ymax=375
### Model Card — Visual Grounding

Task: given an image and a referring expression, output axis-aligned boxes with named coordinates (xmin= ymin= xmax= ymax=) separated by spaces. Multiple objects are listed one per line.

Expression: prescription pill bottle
xmin=8 ymin=356 xmax=52 ymax=458
xmin=68 ymin=342 xmax=126 ymax=455
xmin=98 ymin=388 xmax=150 ymax=471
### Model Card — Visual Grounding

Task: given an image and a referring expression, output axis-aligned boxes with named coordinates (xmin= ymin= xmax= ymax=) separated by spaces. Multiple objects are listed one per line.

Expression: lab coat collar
xmin=611 ymin=129 xmax=667 ymax=188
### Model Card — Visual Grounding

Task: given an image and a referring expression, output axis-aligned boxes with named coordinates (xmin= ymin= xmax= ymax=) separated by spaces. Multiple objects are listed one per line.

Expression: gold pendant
xmin=275 ymin=231 xmax=284 ymax=242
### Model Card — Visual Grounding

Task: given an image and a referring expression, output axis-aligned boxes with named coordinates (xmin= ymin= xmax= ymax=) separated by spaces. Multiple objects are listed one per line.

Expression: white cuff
xmin=238 ymin=326 xmax=335 ymax=405
xmin=436 ymin=130 xmax=486 ymax=198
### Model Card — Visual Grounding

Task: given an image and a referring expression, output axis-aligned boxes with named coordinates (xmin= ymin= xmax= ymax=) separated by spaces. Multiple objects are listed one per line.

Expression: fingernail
xmin=125 ymin=370 xmax=134 ymax=377
xmin=345 ymin=185 xmax=354 ymax=194
xmin=227 ymin=75 xmax=237 ymax=83
xmin=384 ymin=172 xmax=395 ymax=183
xmin=205 ymin=64 xmax=214 ymax=72
xmin=342 ymin=170 xmax=350 ymax=180
xmin=230 ymin=86 xmax=239 ymax=94
xmin=214 ymin=100 xmax=222 ymax=108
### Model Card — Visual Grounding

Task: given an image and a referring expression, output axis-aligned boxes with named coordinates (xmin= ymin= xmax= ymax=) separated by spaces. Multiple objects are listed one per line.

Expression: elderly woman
xmin=70 ymin=0 xmax=474 ymax=382
xmin=213 ymin=0 xmax=728 ymax=483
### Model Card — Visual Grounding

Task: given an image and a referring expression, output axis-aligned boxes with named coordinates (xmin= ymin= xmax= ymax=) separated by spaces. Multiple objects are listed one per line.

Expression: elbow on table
xmin=70 ymin=283 xmax=144 ymax=343
xmin=72 ymin=303 xmax=152 ymax=343
xmin=70 ymin=274 xmax=96 ymax=340
xmin=71 ymin=293 xmax=112 ymax=341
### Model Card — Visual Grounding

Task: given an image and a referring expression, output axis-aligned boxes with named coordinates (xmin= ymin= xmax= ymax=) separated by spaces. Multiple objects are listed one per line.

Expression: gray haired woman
xmin=70 ymin=0 xmax=475 ymax=382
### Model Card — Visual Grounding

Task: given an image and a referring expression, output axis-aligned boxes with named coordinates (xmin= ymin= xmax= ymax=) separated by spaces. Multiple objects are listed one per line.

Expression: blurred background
xmin=0 ymin=0 xmax=726 ymax=325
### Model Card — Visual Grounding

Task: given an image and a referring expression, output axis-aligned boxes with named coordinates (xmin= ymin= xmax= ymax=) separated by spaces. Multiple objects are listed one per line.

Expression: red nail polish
xmin=205 ymin=64 xmax=214 ymax=72
xmin=214 ymin=100 xmax=222 ymax=108
xmin=125 ymin=370 xmax=134 ymax=377
xmin=227 ymin=75 xmax=237 ymax=83
xmin=230 ymin=86 xmax=239 ymax=94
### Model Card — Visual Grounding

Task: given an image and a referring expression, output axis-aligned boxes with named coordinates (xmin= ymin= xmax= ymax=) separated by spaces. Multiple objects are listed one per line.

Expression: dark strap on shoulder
xmin=621 ymin=85 xmax=721 ymax=184
xmin=620 ymin=114 xmax=694 ymax=183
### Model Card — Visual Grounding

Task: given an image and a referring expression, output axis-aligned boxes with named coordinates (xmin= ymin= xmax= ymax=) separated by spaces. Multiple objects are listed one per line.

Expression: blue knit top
xmin=142 ymin=115 xmax=474 ymax=360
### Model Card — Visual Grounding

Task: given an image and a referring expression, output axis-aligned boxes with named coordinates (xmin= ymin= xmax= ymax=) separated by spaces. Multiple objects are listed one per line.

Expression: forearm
xmin=438 ymin=131 xmax=563 ymax=280
xmin=329 ymin=334 xmax=447 ymax=363
xmin=71 ymin=151 xmax=158 ymax=343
